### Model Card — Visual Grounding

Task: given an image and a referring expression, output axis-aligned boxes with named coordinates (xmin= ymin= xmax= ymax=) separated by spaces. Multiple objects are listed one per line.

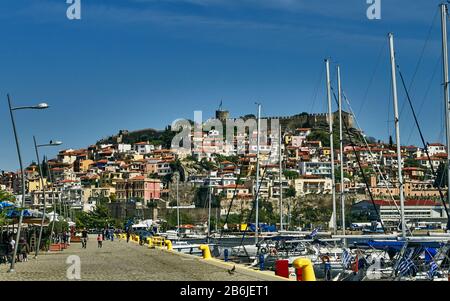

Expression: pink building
xmin=115 ymin=176 xmax=161 ymax=204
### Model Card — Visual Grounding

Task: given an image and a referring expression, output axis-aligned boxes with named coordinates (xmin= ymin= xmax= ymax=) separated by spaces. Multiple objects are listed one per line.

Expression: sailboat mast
xmin=325 ymin=59 xmax=337 ymax=234
xmin=207 ymin=181 xmax=212 ymax=243
xmin=388 ymin=33 xmax=406 ymax=239
xmin=279 ymin=124 xmax=283 ymax=231
xmin=440 ymin=3 xmax=450 ymax=225
xmin=337 ymin=65 xmax=345 ymax=235
xmin=255 ymin=103 xmax=261 ymax=244
xmin=176 ymin=173 xmax=180 ymax=242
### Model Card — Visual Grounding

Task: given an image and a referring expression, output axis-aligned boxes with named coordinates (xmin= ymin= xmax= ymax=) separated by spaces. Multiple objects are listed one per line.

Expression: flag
xmin=428 ymin=261 xmax=439 ymax=279
xmin=342 ymin=248 xmax=352 ymax=268
xmin=310 ymin=228 xmax=319 ymax=238
xmin=397 ymin=258 xmax=417 ymax=276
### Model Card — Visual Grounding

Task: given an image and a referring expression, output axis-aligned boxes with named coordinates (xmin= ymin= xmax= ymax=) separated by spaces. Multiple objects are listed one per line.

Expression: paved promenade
xmin=0 ymin=236 xmax=276 ymax=281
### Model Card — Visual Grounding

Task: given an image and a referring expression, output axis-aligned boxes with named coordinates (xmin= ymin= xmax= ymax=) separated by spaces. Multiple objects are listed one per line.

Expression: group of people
xmin=1 ymin=231 xmax=31 ymax=265
xmin=51 ymin=230 xmax=71 ymax=245
xmin=80 ymin=228 xmax=115 ymax=249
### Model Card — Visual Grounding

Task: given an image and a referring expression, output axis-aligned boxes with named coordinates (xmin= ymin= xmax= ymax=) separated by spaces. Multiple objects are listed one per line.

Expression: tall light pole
xmin=47 ymin=157 xmax=57 ymax=240
xmin=7 ymin=94 xmax=49 ymax=273
xmin=34 ymin=138 xmax=62 ymax=258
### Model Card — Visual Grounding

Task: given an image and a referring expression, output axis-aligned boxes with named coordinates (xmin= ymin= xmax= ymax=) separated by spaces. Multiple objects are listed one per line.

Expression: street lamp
xmin=34 ymin=138 xmax=62 ymax=258
xmin=7 ymin=94 xmax=49 ymax=273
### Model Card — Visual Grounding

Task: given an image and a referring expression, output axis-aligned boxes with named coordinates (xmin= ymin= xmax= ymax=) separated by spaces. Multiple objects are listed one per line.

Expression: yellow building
xmin=28 ymin=178 xmax=48 ymax=192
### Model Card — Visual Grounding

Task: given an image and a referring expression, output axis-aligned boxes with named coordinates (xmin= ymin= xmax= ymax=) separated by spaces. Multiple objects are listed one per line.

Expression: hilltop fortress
xmin=216 ymin=109 xmax=355 ymax=130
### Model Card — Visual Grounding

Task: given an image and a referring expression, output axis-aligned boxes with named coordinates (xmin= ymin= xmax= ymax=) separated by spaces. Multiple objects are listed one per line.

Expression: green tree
xmin=434 ymin=162 xmax=448 ymax=188
xmin=283 ymin=170 xmax=299 ymax=180
xmin=285 ymin=186 xmax=296 ymax=198
xmin=404 ymin=158 xmax=421 ymax=168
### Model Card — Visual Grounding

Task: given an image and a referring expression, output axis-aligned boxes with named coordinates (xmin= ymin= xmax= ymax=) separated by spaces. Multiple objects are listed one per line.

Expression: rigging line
xmin=396 ymin=63 xmax=450 ymax=223
xmin=405 ymin=56 xmax=441 ymax=145
xmin=218 ymin=158 xmax=245 ymax=243
xmin=330 ymin=86 xmax=386 ymax=233
xmin=238 ymin=149 xmax=273 ymax=253
xmin=358 ymin=41 xmax=387 ymax=118
xmin=439 ymin=85 xmax=445 ymax=143
xmin=310 ymin=65 xmax=325 ymax=114
xmin=399 ymin=6 xmax=440 ymax=117
xmin=387 ymin=69 xmax=393 ymax=140
xmin=342 ymin=91 xmax=404 ymax=222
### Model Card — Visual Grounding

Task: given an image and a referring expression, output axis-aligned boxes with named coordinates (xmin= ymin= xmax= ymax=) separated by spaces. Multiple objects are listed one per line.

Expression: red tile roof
xmin=372 ymin=199 xmax=441 ymax=206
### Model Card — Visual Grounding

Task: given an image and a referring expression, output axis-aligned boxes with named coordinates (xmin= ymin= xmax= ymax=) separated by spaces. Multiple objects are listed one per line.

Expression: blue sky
xmin=0 ymin=0 xmax=447 ymax=171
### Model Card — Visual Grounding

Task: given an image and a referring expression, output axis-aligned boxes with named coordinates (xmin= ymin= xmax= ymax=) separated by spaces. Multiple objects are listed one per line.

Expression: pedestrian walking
xmin=18 ymin=237 xmax=29 ymax=262
xmin=62 ymin=231 xmax=67 ymax=246
xmin=8 ymin=237 xmax=15 ymax=263
xmin=126 ymin=230 xmax=131 ymax=243
xmin=81 ymin=229 xmax=88 ymax=249
xmin=97 ymin=234 xmax=103 ymax=248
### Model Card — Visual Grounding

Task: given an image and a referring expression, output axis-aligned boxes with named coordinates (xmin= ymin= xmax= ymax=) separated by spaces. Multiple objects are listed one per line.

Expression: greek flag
xmin=341 ymin=249 xmax=352 ymax=268
xmin=310 ymin=228 xmax=319 ymax=238
xmin=428 ymin=261 xmax=439 ymax=279
xmin=397 ymin=258 xmax=417 ymax=276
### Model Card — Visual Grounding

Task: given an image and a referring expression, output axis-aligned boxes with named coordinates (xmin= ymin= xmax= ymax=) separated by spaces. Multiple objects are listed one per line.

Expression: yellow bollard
xmin=199 ymin=244 xmax=212 ymax=260
xmin=293 ymin=258 xmax=316 ymax=281
xmin=164 ymin=240 xmax=173 ymax=251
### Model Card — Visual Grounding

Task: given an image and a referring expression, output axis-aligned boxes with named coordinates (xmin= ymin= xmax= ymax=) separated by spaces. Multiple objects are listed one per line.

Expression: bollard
xmin=296 ymin=268 xmax=303 ymax=281
xmin=224 ymin=249 xmax=229 ymax=262
xmin=259 ymin=254 xmax=265 ymax=271
xmin=275 ymin=260 xmax=289 ymax=278
xmin=293 ymin=258 xmax=316 ymax=281
xmin=199 ymin=245 xmax=212 ymax=259
xmin=164 ymin=240 xmax=173 ymax=251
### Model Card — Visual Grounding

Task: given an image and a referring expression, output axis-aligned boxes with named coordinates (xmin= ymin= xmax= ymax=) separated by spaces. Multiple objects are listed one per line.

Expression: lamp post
xmin=7 ymin=94 xmax=49 ymax=273
xmin=33 ymin=138 xmax=62 ymax=258
xmin=46 ymin=157 xmax=57 ymax=243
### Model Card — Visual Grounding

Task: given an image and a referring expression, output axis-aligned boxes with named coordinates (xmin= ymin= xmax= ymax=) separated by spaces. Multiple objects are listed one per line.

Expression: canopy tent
xmin=47 ymin=211 xmax=62 ymax=222
xmin=6 ymin=209 xmax=32 ymax=218
xmin=0 ymin=201 xmax=15 ymax=209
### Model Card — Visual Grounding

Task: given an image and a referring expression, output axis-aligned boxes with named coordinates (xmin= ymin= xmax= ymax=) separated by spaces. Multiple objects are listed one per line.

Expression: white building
xmin=117 ymin=143 xmax=132 ymax=153
xmin=299 ymin=161 xmax=332 ymax=177
xmin=294 ymin=178 xmax=332 ymax=195
xmin=427 ymin=143 xmax=446 ymax=156
xmin=133 ymin=142 xmax=154 ymax=155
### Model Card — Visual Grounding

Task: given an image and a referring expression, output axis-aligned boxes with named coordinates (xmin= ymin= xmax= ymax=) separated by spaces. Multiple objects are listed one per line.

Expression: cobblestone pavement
xmin=0 ymin=236 xmax=268 ymax=281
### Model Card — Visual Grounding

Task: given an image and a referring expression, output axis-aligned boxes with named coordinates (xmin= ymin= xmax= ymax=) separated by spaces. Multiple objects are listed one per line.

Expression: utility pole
xmin=325 ymin=59 xmax=337 ymax=234
xmin=388 ymin=33 xmax=406 ymax=239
